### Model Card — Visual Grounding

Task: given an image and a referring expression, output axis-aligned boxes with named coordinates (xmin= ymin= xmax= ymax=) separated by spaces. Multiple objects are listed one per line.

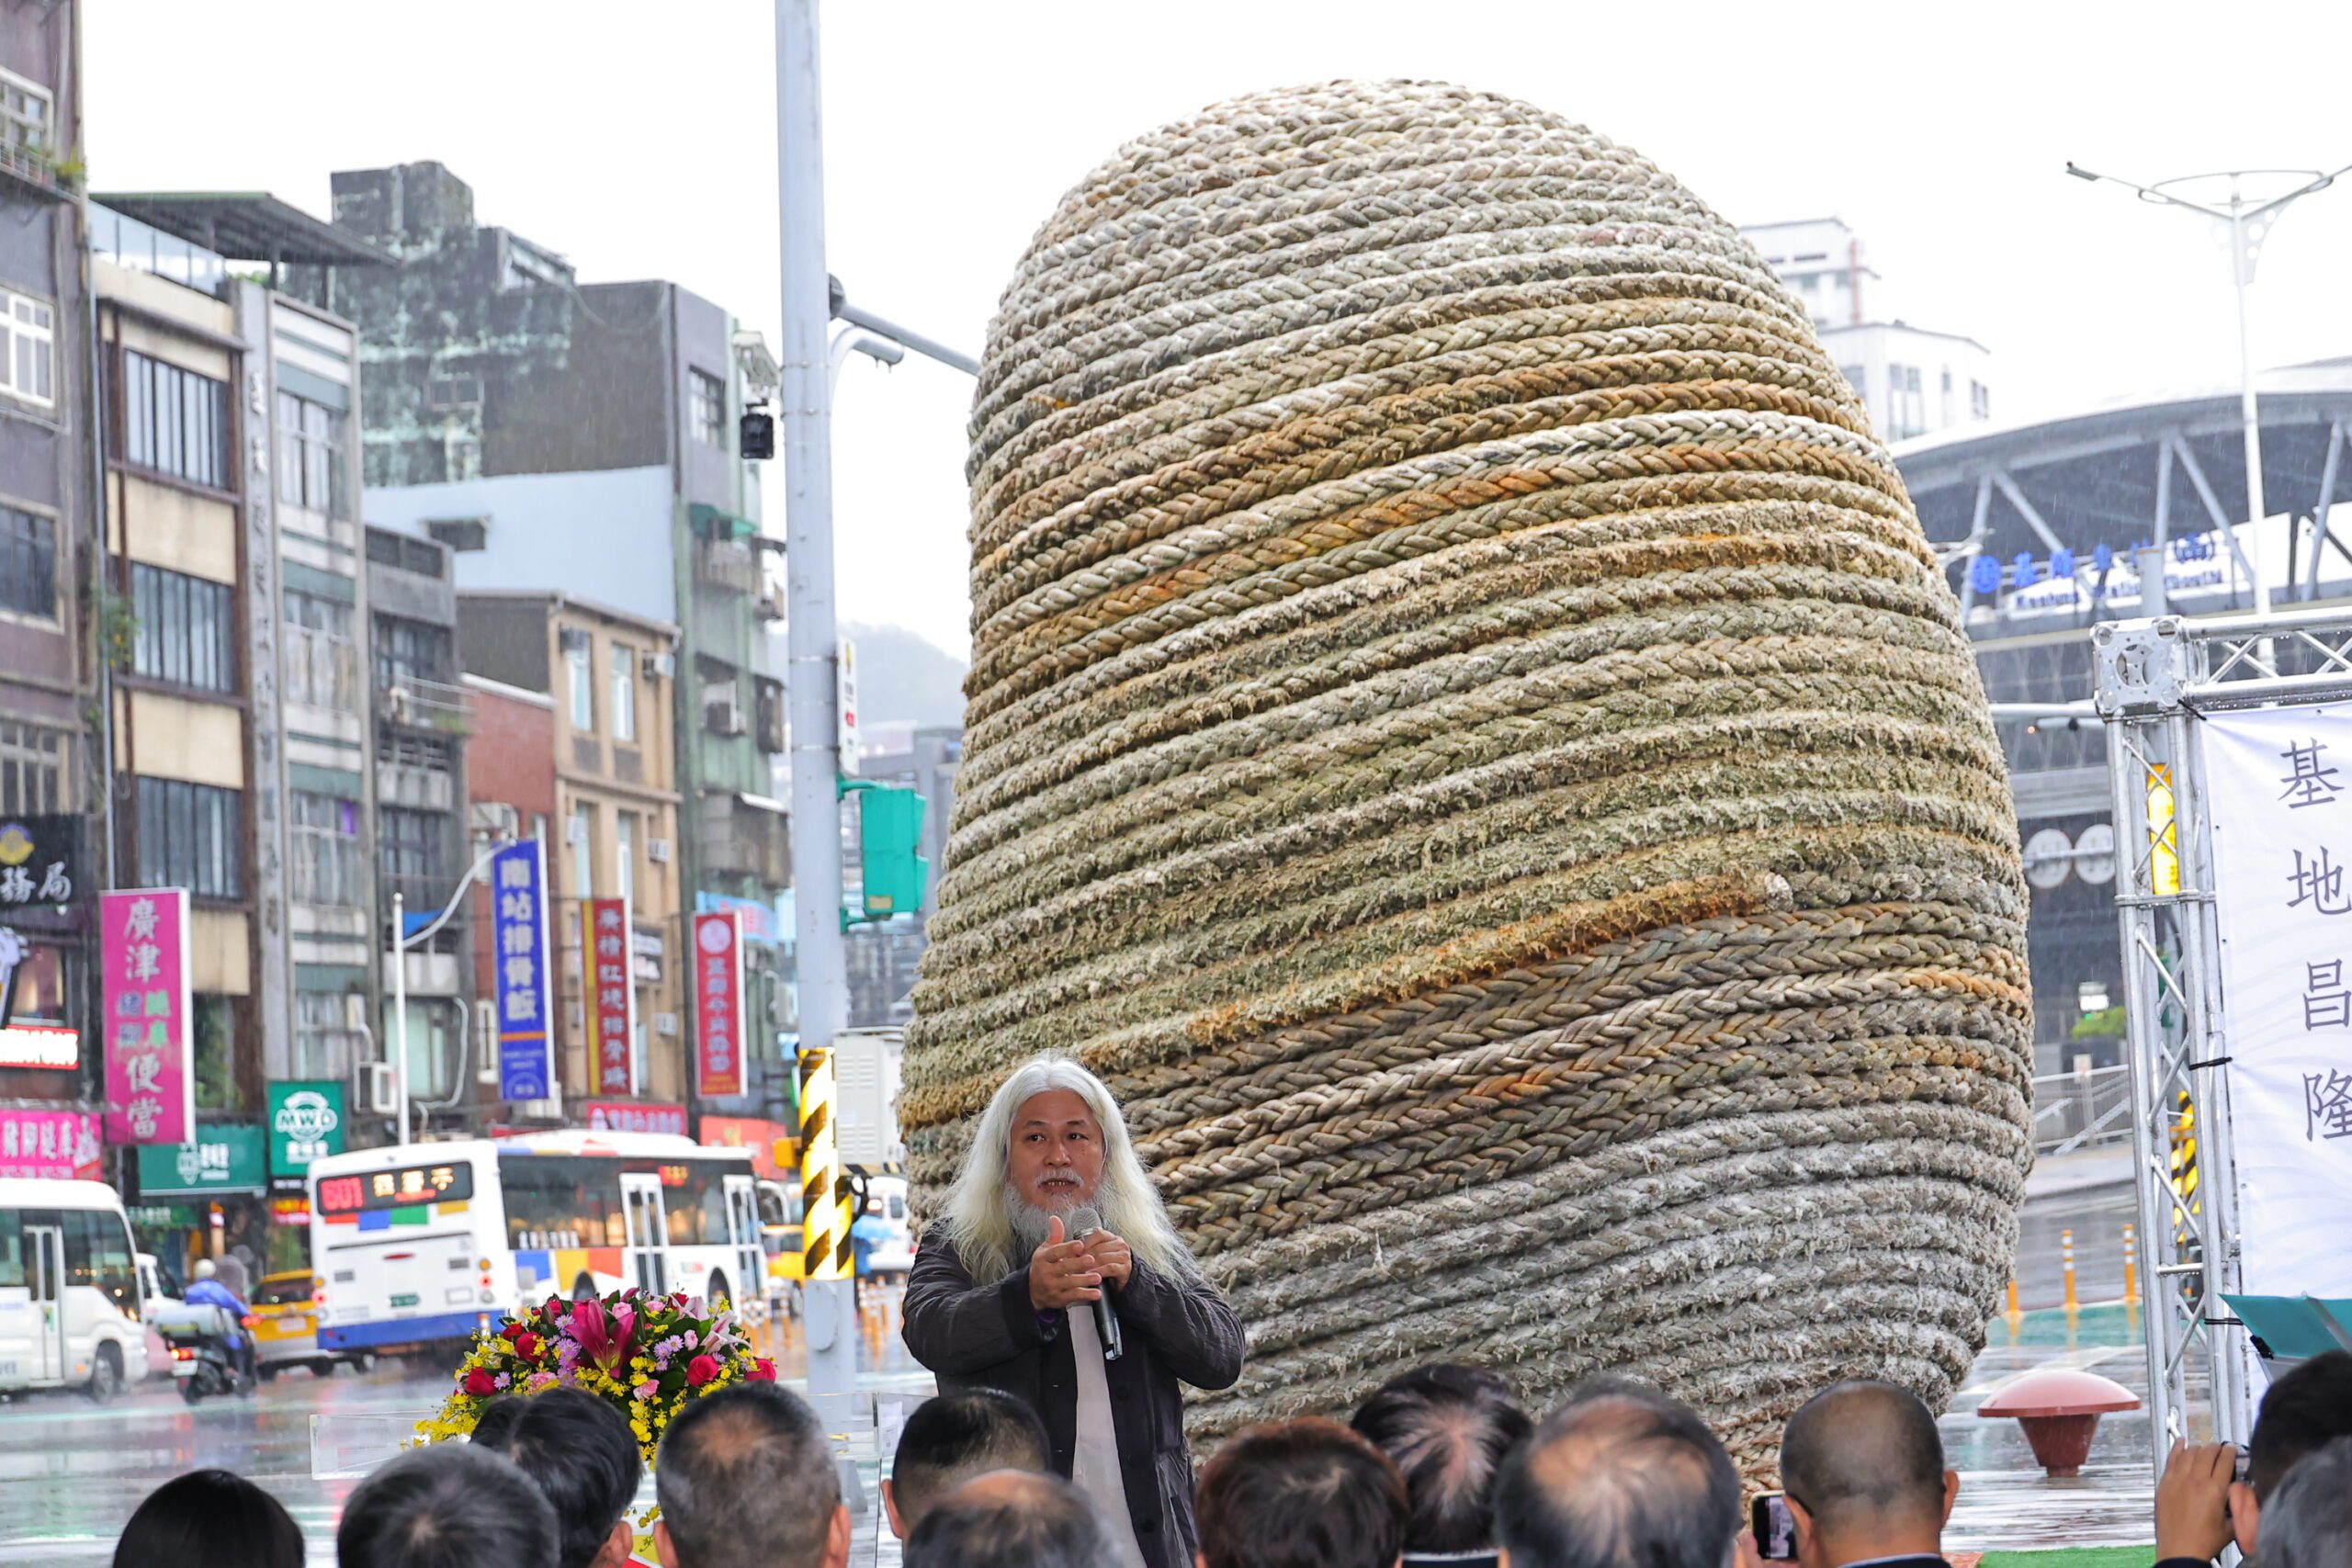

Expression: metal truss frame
xmin=2093 ymin=604 xmax=2352 ymax=1467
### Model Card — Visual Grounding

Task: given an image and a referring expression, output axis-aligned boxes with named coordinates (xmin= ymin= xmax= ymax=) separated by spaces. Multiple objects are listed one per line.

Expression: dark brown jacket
xmin=902 ymin=1230 xmax=1245 ymax=1568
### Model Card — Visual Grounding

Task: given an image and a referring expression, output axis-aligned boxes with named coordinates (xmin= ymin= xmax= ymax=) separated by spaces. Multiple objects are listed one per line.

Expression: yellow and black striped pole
xmin=798 ymin=1046 xmax=854 ymax=1282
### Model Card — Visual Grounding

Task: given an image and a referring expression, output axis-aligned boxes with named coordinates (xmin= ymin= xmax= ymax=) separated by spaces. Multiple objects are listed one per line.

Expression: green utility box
xmin=857 ymin=784 xmax=928 ymax=919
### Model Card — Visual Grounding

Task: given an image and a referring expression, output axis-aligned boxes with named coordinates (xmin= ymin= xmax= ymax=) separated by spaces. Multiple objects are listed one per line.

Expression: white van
xmin=0 ymin=1179 xmax=151 ymax=1400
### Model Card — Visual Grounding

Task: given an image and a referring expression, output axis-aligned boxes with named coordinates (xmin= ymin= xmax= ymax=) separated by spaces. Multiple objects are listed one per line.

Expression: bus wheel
xmin=86 ymin=1344 xmax=122 ymax=1404
xmin=571 ymin=1274 xmax=597 ymax=1303
xmin=707 ymin=1275 xmax=730 ymax=1313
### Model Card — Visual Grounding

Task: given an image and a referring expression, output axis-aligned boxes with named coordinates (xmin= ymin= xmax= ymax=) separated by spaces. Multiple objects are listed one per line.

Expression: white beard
xmin=1009 ymin=1191 xmax=1086 ymax=1252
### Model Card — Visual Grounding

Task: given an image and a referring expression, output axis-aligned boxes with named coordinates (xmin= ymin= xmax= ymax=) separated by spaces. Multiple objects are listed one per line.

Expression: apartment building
xmin=0 ymin=0 xmax=93 ymax=1134
xmin=93 ymin=192 xmax=395 ymax=1153
xmin=458 ymin=590 xmax=685 ymax=1111
xmin=285 ymin=164 xmax=794 ymax=1118
xmin=368 ymin=524 xmax=472 ymax=1113
xmin=94 ymin=237 xmax=258 ymax=1132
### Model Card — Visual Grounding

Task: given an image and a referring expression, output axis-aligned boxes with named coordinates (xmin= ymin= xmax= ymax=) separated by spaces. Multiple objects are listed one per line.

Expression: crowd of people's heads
xmin=114 ymin=1347 xmax=2352 ymax=1568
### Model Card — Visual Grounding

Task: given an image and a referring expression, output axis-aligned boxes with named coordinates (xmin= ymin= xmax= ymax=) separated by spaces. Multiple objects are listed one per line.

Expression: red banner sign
xmin=693 ymin=910 xmax=745 ymax=1097
xmin=582 ymin=1100 xmax=687 ymax=1136
xmin=700 ymin=1115 xmax=791 ymax=1179
xmin=583 ymin=897 xmax=636 ymax=1095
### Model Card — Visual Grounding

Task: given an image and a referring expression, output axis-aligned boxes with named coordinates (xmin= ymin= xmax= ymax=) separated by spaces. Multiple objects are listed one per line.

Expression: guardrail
xmin=2029 ymin=1063 xmax=2132 ymax=1156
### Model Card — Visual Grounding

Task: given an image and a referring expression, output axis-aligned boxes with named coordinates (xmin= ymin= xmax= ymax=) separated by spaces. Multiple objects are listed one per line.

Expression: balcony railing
xmin=696 ymin=537 xmax=758 ymax=595
xmin=378 ymin=672 xmax=474 ymax=735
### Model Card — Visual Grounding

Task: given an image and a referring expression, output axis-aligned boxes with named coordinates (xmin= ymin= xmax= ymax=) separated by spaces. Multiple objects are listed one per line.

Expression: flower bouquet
xmin=419 ymin=1286 xmax=777 ymax=1469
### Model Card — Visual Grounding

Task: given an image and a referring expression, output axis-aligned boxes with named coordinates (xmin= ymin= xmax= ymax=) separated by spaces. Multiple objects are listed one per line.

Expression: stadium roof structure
xmin=1894 ymin=359 xmax=2352 ymax=621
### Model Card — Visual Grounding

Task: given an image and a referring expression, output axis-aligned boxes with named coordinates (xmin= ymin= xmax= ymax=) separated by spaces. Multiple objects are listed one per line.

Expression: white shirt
xmin=1067 ymin=1303 xmax=1149 ymax=1568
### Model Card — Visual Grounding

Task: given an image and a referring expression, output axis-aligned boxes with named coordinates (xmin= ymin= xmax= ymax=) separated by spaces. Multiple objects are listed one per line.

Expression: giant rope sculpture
xmin=901 ymin=79 xmax=2031 ymax=1479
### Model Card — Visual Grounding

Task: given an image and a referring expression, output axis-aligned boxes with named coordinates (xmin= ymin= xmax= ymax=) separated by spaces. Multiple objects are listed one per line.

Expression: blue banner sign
xmin=490 ymin=840 xmax=555 ymax=1101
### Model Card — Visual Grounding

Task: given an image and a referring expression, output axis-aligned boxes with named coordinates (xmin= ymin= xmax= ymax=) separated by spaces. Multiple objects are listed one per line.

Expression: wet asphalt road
xmin=0 ymin=1288 xmax=933 ymax=1565
xmin=0 ymin=1182 xmax=2154 ymax=1562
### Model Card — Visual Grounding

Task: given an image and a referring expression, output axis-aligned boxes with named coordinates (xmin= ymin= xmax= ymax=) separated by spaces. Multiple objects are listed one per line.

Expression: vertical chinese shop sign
xmin=694 ymin=909 xmax=744 ymax=1097
xmin=101 ymin=888 xmax=193 ymax=1145
xmin=491 ymin=840 xmax=556 ymax=1101
xmin=584 ymin=897 xmax=636 ymax=1096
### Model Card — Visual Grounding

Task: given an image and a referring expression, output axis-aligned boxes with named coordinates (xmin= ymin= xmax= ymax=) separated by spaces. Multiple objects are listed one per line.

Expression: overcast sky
xmin=87 ymin=1 xmax=2352 ymax=659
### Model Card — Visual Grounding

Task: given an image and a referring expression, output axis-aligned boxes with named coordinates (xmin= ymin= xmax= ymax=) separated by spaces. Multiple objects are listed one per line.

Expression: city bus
xmin=0 ymin=1178 xmax=151 ymax=1401
xmin=309 ymin=1131 xmax=763 ymax=1356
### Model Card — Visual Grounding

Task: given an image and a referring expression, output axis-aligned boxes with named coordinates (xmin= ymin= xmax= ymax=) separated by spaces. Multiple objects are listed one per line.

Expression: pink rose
xmin=751 ymin=1358 xmax=777 ymax=1383
xmin=686 ymin=1354 xmax=720 ymax=1388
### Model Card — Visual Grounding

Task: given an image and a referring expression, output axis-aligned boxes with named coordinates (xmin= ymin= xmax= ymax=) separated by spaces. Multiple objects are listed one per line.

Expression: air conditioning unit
xmin=645 ymin=651 xmax=675 ymax=681
xmin=648 ymin=838 xmax=673 ymax=864
xmin=656 ymin=1011 xmax=680 ymax=1037
xmin=565 ymin=815 xmax=589 ymax=845
xmin=469 ymin=800 xmax=521 ymax=840
xmin=706 ymin=697 xmax=745 ymax=737
xmin=365 ymin=1061 xmax=398 ymax=1115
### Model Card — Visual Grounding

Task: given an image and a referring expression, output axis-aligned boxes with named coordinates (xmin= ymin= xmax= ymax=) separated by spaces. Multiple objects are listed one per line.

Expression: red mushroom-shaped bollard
xmin=1978 ymin=1369 xmax=2142 ymax=1477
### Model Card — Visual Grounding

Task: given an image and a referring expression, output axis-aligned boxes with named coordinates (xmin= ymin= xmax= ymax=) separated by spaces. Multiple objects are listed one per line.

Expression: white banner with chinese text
xmin=2203 ymin=704 xmax=2352 ymax=1295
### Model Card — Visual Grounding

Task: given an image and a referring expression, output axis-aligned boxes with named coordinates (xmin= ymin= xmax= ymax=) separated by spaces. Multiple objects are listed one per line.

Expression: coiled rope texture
xmin=905 ymin=80 xmax=2030 ymax=1482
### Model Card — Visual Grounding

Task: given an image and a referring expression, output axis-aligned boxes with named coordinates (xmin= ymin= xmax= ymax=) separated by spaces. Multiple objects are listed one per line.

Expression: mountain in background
xmin=839 ymin=622 xmax=970 ymax=728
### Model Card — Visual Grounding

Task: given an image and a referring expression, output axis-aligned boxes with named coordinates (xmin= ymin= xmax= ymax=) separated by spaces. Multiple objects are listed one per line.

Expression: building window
xmin=0 ymin=721 xmax=65 ymax=812
xmin=616 ymin=811 xmax=636 ymax=907
xmin=130 ymin=563 xmax=237 ymax=694
xmin=120 ymin=350 xmax=230 ymax=491
xmin=0 ymin=504 xmax=55 ymax=618
xmin=424 ymin=517 xmax=488 ymax=554
xmin=380 ymin=805 xmax=445 ymax=892
xmin=690 ymin=369 xmax=726 ymax=450
xmin=565 ymin=637 xmax=594 ymax=732
xmin=275 ymin=390 xmax=347 ymax=517
xmin=570 ymin=804 xmax=594 ymax=898
xmin=375 ymin=615 xmax=452 ymax=691
xmin=294 ymin=992 xmax=364 ymax=1081
xmin=1972 ymin=379 xmax=1991 ymax=421
xmin=134 ymin=776 xmax=242 ymax=899
xmin=283 ymin=590 xmax=357 ymax=712
xmin=288 ymin=792 xmax=363 ymax=908
xmin=0 ymin=67 xmax=51 ymax=156
xmin=610 ymin=645 xmax=637 ymax=743
xmin=0 ymin=291 xmax=53 ymax=407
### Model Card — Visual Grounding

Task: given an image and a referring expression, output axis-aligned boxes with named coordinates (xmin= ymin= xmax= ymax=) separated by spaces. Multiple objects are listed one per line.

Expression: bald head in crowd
xmin=1778 ymin=1382 xmax=1958 ymax=1568
xmin=1493 ymin=1380 xmax=1742 ymax=1568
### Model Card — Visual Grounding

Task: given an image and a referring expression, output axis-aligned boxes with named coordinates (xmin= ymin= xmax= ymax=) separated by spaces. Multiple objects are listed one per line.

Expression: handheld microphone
xmin=1065 ymin=1206 xmax=1125 ymax=1361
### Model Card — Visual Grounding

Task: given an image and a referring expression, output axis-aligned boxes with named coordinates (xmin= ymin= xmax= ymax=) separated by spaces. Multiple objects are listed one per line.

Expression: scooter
xmin=152 ymin=1302 xmax=255 ymax=1404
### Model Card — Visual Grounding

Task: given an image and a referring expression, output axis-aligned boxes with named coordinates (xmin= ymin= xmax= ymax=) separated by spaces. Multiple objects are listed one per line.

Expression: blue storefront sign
xmin=490 ymin=840 xmax=555 ymax=1101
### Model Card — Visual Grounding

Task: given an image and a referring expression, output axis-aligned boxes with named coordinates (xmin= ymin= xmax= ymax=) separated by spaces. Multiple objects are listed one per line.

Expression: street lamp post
xmin=388 ymin=841 xmax=513 ymax=1146
xmin=2067 ymin=159 xmax=2352 ymax=617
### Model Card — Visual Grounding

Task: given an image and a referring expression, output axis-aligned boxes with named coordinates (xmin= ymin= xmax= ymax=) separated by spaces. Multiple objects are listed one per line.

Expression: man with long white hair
xmin=902 ymin=1055 xmax=1244 ymax=1568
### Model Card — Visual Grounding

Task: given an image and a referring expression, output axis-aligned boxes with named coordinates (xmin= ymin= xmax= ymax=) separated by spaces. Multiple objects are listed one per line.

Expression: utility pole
xmin=2067 ymin=159 xmax=2351 ymax=616
xmin=774 ymin=0 xmax=858 ymax=1447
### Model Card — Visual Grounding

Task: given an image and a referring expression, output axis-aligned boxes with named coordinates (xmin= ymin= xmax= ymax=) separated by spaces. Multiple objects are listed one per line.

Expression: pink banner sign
xmin=693 ymin=911 xmax=744 ymax=1098
xmin=101 ymin=888 xmax=193 ymax=1145
xmin=0 ymin=1108 xmax=101 ymax=1179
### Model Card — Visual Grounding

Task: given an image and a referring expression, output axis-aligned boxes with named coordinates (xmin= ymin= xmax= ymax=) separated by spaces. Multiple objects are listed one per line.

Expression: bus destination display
xmin=316 ymin=1160 xmax=474 ymax=1215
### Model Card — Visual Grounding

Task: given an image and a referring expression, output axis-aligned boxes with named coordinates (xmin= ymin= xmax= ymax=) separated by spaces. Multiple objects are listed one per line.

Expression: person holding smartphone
xmin=1754 ymin=1382 xmax=1960 ymax=1568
